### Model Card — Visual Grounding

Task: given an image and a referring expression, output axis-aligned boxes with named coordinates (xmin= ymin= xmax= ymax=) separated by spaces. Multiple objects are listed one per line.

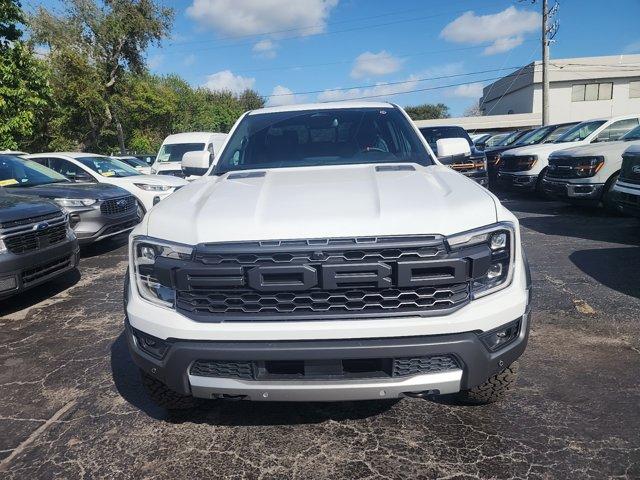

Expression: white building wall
xmin=547 ymin=80 xmax=640 ymax=123
xmin=481 ymin=85 xmax=535 ymax=116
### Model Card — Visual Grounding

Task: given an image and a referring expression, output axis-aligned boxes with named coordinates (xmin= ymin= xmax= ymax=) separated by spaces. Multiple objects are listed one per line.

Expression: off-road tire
xmin=535 ymin=169 xmax=547 ymax=198
xmin=141 ymin=370 xmax=200 ymax=410
xmin=453 ymin=361 xmax=519 ymax=405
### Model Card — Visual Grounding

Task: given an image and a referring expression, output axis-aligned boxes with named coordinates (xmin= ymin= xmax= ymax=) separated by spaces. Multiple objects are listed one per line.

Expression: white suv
xmin=497 ymin=115 xmax=640 ymax=194
xmin=544 ymin=124 xmax=640 ymax=207
xmin=124 ymin=102 xmax=531 ymax=409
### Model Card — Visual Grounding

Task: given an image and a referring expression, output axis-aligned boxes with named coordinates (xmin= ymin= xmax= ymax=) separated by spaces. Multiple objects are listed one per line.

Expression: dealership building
xmin=415 ymin=54 xmax=640 ymax=132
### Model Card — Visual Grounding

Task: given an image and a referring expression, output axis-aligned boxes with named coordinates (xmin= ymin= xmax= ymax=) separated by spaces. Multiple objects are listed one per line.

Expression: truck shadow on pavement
xmin=569 ymin=247 xmax=640 ymax=299
xmin=110 ymin=332 xmax=399 ymax=425
xmin=80 ymin=235 xmax=129 ymax=258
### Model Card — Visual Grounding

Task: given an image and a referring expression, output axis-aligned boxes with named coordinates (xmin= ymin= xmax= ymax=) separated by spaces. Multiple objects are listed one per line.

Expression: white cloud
xmin=318 ymin=63 xmax=465 ymax=102
xmin=203 ymin=70 xmax=256 ymax=94
xmin=447 ymin=82 xmax=484 ymax=99
xmin=440 ymin=6 xmax=540 ymax=55
xmin=253 ymin=39 xmax=278 ymax=58
xmin=186 ymin=0 xmax=339 ymax=37
xmin=350 ymin=50 xmax=403 ymax=79
xmin=268 ymin=85 xmax=306 ymax=106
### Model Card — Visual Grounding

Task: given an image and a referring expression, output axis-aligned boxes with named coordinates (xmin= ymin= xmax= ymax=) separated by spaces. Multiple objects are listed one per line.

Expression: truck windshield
xmin=214 ymin=108 xmax=432 ymax=175
xmin=157 ymin=143 xmax=205 ymax=163
xmin=622 ymin=125 xmax=640 ymax=141
xmin=0 ymin=155 xmax=69 ymax=188
xmin=418 ymin=126 xmax=472 ymax=155
xmin=514 ymin=126 xmax=554 ymax=146
xmin=554 ymin=120 xmax=606 ymax=143
xmin=77 ymin=156 xmax=141 ymax=178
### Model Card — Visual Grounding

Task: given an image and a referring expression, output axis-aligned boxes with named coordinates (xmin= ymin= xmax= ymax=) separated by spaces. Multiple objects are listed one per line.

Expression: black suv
xmin=0 ymin=191 xmax=79 ymax=298
xmin=418 ymin=126 xmax=488 ymax=186
xmin=0 ymin=155 xmax=140 ymax=245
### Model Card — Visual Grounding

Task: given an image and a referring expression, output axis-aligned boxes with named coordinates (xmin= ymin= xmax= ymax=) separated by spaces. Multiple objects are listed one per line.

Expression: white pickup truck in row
xmin=124 ymin=102 xmax=531 ymax=410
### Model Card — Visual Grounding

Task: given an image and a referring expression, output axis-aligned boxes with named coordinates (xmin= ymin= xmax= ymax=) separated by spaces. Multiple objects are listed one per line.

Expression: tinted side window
xmin=49 ymin=158 xmax=90 ymax=179
xmin=595 ymin=118 xmax=639 ymax=142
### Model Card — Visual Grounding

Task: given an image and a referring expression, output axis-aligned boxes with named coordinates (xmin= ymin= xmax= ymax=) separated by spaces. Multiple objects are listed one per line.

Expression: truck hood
xmin=146 ymin=164 xmax=498 ymax=244
xmin=112 ymin=174 xmax=187 ymax=188
xmin=8 ymin=182 xmax=131 ymax=200
xmin=0 ymin=191 xmax=60 ymax=225
xmin=549 ymin=140 xmax=640 ymax=157
xmin=502 ymin=141 xmax=588 ymax=158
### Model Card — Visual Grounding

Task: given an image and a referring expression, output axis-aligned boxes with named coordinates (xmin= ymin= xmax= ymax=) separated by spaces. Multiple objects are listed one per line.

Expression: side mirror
xmin=181 ymin=151 xmax=212 ymax=177
xmin=435 ymin=138 xmax=471 ymax=158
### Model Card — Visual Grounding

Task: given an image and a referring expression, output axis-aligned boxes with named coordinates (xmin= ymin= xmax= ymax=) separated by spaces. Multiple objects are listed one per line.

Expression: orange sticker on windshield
xmin=0 ymin=179 xmax=19 ymax=186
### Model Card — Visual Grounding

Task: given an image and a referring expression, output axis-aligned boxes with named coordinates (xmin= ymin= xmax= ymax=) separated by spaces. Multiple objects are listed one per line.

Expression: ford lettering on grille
xmin=152 ymin=236 xmax=489 ymax=322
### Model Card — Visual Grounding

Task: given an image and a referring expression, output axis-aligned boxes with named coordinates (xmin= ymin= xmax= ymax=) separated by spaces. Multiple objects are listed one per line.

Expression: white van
xmin=152 ymin=132 xmax=227 ymax=178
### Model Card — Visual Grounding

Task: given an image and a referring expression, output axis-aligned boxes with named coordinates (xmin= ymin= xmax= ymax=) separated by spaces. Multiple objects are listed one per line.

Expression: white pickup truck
xmin=544 ymin=124 xmax=640 ymax=207
xmin=152 ymin=132 xmax=228 ymax=178
xmin=497 ymin=115 xmax=640 ymax=194
xmin=124 ymin=102 xmax=531 ymax=410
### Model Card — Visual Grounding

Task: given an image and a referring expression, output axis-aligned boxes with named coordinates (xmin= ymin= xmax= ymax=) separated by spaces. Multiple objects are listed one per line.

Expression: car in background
xmin=25 ymin=153 xmax=187 ymax=215
xmin=470 ymin=133 xmax=492 ymax=147
xmin=474 ymin=132 xmax=511 ymax=151
xmin=0 ymin=190 xmax=79 ymax=299
xmin=418 ymin=125 xmax=488 ymax=186
xmin=485 ymin=123 xmax=578 ymax=186
xmin=152 ymin=132 xmax=228 ymax=178
xmin=498 ymin=115 xmax=640 ymax=194
xmin=116 ymin=156 xmax=152 ymax=174
xmin=544 ymin=124 xmax=640 ymax=208
xmin=131 ymin=154 xmax=156 ymax=166
xmin=1 ymin=154 xmax=139 ymax=244
xmin=612 ymin=144 xmax=640 ymax=216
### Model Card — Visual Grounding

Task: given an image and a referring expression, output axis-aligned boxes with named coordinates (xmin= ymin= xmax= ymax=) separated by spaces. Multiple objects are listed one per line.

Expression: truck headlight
xmin=511 ymin=155 xmax=538 ymax=171
xmin=131 ymin=236 xmax=193 ymax=308
xmin=54 ymin=198 xmax=97 ymax=208
xmin=134 ymin=183 xmax=172 ymax=192
xmin=573 ymin=156 xmax=604 ymax=177
xmin=447 ymin=222 xmax=516 ymax=299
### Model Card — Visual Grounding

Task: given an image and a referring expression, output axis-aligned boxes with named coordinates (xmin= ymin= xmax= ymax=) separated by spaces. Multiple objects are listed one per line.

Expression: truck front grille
xmin=22 ymin=255 xmax=72 ymax=286
xmin=100 ymin=196 xmax=136 ymax=215
xmin=619 ymin=153 xmax=640 ymax=185
xmin=163 ymin=236 xmax=478 ymax=322
xmin=4 ymin=223 xmax=67 ymax=254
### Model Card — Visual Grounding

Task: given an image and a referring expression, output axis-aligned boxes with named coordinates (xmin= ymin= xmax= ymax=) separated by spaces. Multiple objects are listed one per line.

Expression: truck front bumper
xmin=497 ymin=172 xmax=538 ymax=191
xmin=126 ymin=307 xmax=530 ymax=401
xmin=612 ymin=182 xmax=640 ymax=217
xmin=542 ymin=178 xmax=604 ymax=202
xmin=0 ymin=237 xmax=79 ymax=298
xmin=69 ymin=205 xmax=139 ymax=245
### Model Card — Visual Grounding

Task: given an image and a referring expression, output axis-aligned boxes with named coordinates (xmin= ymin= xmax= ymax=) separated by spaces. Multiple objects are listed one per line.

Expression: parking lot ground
xmin=1 ymin=192 xmax=639 ymax=479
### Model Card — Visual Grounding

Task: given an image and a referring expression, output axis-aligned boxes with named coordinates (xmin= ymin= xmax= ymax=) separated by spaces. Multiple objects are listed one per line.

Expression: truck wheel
xmin=136 ymin=201 xmax=145 ymax=221
xmin=535 ymin=169 xmax=547 ymax=198
xmin=602 ymin=173 xmax=619 ymax=213
xmin=141 ymin=370 xmax=200 ymax=410
xmin=453 ymin=361 xmax=519 ymax=405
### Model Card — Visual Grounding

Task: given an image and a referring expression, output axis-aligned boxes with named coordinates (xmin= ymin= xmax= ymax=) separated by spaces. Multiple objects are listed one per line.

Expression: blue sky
xmin=35 ymin=0 xmax=640 ymax=115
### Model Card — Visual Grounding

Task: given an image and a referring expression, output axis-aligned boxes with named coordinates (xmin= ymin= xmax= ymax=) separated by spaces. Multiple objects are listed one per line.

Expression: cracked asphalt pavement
xmin=1 ymin=193 xmax=639 ymax=479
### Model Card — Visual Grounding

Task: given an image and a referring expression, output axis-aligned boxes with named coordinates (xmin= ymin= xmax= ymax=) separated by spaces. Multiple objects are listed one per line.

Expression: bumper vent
xmin=190 ymin=360 xmax=254 ymax=379
xmin=392 ymin=355 xmax=459 ymax=377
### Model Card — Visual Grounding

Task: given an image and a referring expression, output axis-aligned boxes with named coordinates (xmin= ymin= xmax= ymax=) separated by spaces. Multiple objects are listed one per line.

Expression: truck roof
xmin=248 ymin=101 xmax=395 ymax=116
xmin=161 ymin=132 xmax=226 ymax=144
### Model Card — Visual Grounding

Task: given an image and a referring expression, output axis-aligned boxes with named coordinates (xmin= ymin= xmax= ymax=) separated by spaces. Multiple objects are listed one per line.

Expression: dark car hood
xmin=0 ymin=191 xmax=61 ymax=225
xmin=8 ymin=182 xmax=131 ymax=200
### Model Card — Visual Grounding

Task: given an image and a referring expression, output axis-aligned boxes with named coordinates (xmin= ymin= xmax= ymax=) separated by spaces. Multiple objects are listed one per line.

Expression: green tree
xmin=0 ymin=0 xmax=51 ymax=150
xmin=29 ymin=0 xmax=173 ymax=152
xmin=404 ymin=103 xmax=450 ymax=121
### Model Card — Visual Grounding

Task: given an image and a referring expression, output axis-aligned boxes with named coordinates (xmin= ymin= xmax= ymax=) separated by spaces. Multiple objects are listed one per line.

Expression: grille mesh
xmin=190 ymin=360 xmax=254 ymax=379
xmin=620 ymin=154 xmax=640 ymax=184
xmin=100 ymin=196 xmax=136 ymax=215
xmin=392 ymin=355 xmax=459 ymax=377
xmin=4 ymin=224 xmax=67 ymax=254
xmin=22 ymin=255 xmax=72 ymax=285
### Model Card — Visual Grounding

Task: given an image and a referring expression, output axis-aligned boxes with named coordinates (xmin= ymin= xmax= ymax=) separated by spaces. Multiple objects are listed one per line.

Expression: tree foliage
xmin=403 ymin=103 xmax=450 ymax=121
xmin=0 ymin=0 xmax=51 ymax=150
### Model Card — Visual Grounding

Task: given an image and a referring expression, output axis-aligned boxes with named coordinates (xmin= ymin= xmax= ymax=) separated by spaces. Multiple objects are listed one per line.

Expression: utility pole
xmin=539 ymin=0 xmax=559 ymax=125
xmin=541 ymin=0 xmax=549 ymax=125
